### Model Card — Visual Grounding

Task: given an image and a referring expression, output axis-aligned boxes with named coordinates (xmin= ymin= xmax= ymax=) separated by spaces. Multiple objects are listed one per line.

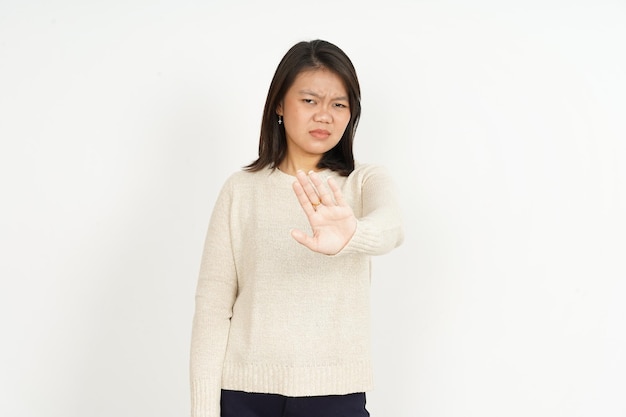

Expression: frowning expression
xmin=276 ymin=68 xmax=351 ymax=163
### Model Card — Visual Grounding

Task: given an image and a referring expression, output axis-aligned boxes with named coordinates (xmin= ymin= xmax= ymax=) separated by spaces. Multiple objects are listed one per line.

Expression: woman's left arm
xmin=336 ymin=164 xmax=404 ymax=256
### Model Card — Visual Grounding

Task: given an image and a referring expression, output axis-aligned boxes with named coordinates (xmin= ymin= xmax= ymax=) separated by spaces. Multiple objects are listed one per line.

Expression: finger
xmin=290 ymin=228 xmax=316 ymax=251
xmin=327 ymin=177 xmax=347 ymax=206
xmin=292 ymin=181 xmax=317 ymax=216
xmin=296 ymin=170 xmax=322 ymax=206
xmin=307 ymin=171 xmax=333 ymax=205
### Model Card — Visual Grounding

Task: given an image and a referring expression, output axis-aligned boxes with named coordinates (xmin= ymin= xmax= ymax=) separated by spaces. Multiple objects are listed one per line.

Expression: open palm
xmin=290 ymin=170 xmax=357 ymax=255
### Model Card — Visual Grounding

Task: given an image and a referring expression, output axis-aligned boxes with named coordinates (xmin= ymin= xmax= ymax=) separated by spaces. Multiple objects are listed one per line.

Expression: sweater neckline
xmin=271 ymin=166 xmax=332 ymax=181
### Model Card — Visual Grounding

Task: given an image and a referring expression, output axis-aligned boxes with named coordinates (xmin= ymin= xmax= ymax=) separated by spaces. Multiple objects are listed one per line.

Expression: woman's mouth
xmin=309 ymin=129 xmax=331 ymax=139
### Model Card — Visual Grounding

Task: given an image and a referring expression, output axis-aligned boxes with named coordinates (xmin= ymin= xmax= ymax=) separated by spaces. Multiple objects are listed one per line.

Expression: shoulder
xmin=352 ymin=162 xmax=390 ymax=175
xmin=347 ymin=162 xmax=395 ymax=184
xmin=210 ymin=169 xmax=268 ymax=205
xmin=333 ymin=163 xmax=397 ymax=198
xmin=222 ymin=167 xmax=272 ymax=188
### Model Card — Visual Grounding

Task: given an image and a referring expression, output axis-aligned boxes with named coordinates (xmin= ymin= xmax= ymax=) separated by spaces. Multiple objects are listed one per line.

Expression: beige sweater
xmin=190 ymin=163 xmax=403 ymax=417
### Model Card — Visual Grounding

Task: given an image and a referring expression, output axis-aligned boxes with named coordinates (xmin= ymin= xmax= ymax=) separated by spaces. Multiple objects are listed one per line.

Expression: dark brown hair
xmin=245 ymin=40 xmax=361 ymax=176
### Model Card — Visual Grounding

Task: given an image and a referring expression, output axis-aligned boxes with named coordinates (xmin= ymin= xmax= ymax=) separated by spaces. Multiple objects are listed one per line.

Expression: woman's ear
xmin=275 ymin=102 xmax=283 ymax=116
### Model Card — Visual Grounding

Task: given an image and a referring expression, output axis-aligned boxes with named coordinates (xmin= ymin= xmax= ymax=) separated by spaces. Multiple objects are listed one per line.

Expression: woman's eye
xmin=334 ymin=103 xmax=348 ymax=108
xmin=303 ymin=99 xmax=315 ymax=104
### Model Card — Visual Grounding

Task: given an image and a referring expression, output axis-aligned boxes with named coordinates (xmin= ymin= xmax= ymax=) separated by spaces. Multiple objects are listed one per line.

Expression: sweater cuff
xmin=190 ymin=378 xmax=220 ymax=417
xmin=334 ymin=218 xmax=403 ymax=257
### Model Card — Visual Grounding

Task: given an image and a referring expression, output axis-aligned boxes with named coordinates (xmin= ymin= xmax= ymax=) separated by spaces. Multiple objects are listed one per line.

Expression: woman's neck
xmin=278 ymin=156 xmax=322 ymax=176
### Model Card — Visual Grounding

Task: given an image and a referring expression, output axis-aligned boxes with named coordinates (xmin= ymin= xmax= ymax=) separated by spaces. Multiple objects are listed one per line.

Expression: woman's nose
xmin=313 ymin=105 xmax=333 ymax=123
xmin=313 ymin=107 xmax=332 ymax=123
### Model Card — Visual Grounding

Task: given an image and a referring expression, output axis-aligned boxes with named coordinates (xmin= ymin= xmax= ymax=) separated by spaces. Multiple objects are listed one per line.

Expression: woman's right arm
xmin=190 ymin=178 xmax=238 ymax=417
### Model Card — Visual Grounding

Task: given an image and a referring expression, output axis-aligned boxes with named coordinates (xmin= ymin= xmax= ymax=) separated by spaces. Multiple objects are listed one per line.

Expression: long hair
xmin=245 ymin=40 xmax=361 ymax=176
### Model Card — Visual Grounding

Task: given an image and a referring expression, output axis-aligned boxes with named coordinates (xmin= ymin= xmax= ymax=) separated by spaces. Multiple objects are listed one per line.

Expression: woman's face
xmin=277 ymin=68 xmax=351 ymax=164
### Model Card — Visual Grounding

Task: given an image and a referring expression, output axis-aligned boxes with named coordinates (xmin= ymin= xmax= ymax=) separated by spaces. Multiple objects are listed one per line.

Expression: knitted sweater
xmin=190 ymin=163 xmax=404 ymax=417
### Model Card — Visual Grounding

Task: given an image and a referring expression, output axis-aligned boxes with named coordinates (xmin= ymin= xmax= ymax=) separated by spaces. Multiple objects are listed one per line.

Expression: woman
xmin=190 ymin=39 xmax=404 ymax=417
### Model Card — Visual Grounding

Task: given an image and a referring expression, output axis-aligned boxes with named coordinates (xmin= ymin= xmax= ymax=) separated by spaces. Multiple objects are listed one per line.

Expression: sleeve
xmin=189 ymin=178 xmax=238 ymax=417
xmin=336 ymin=164 xmax=404 ymax=256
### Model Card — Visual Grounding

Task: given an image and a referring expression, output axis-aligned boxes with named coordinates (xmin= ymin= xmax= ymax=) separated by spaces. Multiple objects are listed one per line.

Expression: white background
xmin=1 ymin=1 xmax=625 ymax=416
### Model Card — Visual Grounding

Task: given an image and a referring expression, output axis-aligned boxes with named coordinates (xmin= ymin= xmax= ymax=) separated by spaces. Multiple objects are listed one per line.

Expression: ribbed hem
xmin=190 ymin=378 xmax=221 ymax=417
xmin=221 ymin=360 xmax=374 ymax=396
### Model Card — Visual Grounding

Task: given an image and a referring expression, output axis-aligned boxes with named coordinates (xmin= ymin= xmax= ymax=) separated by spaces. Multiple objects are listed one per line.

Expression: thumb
xmin=290 ymin=228 xmax=314 ymax=250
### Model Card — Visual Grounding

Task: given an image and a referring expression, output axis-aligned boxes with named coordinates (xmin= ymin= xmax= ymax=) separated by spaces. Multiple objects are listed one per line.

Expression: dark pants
xmin=220 ymin=389 xmax=370 ymax=417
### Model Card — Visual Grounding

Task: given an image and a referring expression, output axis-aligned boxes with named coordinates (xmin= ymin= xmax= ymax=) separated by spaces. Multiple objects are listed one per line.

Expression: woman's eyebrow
xmin=298 ymin=90 xmax=349 ymax=101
